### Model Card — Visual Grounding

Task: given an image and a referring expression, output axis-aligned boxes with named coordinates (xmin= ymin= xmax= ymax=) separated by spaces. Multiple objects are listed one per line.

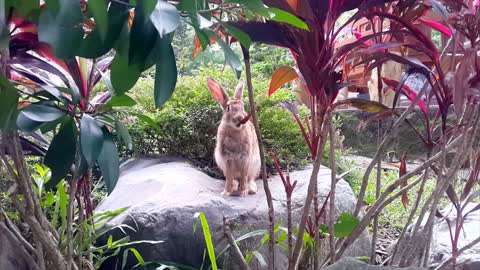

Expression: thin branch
xmin=290 ymin=115 xmax=330 ymax=270
xmin=223 ymin=217 xmax=250 ymax=270
xmin=336 ymin=133 xmax=466 ymax=259
xmin=328 ymin=120 xmax=337 ymax=263
xmin=241 ymin=46 xmax=275 ymax=270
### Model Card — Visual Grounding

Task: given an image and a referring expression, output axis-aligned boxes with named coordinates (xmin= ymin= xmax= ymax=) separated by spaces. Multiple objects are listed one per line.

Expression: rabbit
xmin=206 ymin=77 xmax=260 ymax=197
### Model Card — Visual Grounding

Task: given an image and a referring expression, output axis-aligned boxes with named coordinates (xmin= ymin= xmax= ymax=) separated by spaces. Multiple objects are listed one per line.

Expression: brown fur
xmin=207 ymin=78 xmax=260 ymax=196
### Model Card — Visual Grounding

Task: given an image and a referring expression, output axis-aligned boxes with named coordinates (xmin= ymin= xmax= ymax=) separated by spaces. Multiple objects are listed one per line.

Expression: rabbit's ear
xmin=233 ymin=79 xmax=244 ymax=99
xmin=207 ymin=77 xmax=229 ymax=109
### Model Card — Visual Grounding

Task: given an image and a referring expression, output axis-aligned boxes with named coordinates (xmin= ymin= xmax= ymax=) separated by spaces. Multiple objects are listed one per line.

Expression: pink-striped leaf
xmin=382 ymin=77 xmax=428 ymax=115
xmin=418 ymin=19 xmax=452 ymax=37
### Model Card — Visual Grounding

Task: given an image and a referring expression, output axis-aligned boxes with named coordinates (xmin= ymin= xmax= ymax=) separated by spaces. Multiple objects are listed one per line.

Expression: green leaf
xmin=16 ymin=114 xmax=44 ymax=132
xmin=223 ymin=24 xmax=251 ymax=49
xmin=129 ymin=0 xmax=158 ymax=67
xmin=107 ymin=235 xmax=113 ymax=248
xmin=154 ymin=37 xmax=177 ymax=108
xmin=251 ymin=251 xmax=267 ymax=267
xmin=208 ymin=32 xmax=242 ymax=79
xmin=6 ymin=0 xmax=39 ymax=18
xmin=38 ymin=0 xmax=84 ymax=59
xmin=115 ymin=120 xmax=133 ymax=150
xmin=19 ymin=104 xmax=65 ymax=122
xmin=334 ymin=213 xmax=360 ymax=238
xmin=149 ymin=0 xmax=180 ymax=38
xmin=132 ymin=113 xmax=161 ymax=132
xmin=0 ymin=77 xmax=19 ymax=130
xmin=97 ymin=128 xmax=120 ymax=194
xmin=107 ymin=94 xmax=137 ymax=107
xmin=80 ymin=115 xmax=104 ymax=167
xmin=88 ymin=0 xmax=109 ymax=41
xmin=193 ymin=212 xmax=217 ymax=270
xmin=111 ymin=53 xmax=141 ymax=94
xmin=266 ymin=8 xmax=309 ymax=31
xmin=129 ymin=248 xmax=145 ymax=265
xmin=77 ymin=2 xmax=129 ymax=59
xmin=44 ymin=117 xmax=76 ymax=189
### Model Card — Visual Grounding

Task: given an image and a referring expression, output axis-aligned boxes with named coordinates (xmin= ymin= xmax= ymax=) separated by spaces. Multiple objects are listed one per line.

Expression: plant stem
xmin=67 ymin=179 xmax=79 ymax=270
xmin=371 ymin=61 xmax=384 ymax=264
xmin=336 ymin=133 xmax=466 ymax=259
xmin=223 ymin=217 xmax=250 ymax=270
xmin=290 ymin=115 xmax=330 ymax=270
xmin=328 ymin=120 xmax=337 ymax=264
xmin=241 ymin=46 xmax=275 ymax=270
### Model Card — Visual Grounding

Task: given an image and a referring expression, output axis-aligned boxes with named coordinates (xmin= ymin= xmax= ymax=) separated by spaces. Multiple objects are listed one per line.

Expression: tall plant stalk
xmin=241 ymin=46 xmax=275 ymax=269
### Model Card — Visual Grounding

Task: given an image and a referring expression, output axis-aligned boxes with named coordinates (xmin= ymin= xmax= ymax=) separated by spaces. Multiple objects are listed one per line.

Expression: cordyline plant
xmin=204 ymin=0 xmax=480 ymax=269
xmin=0 ymin=0 xmax=314 ymax=269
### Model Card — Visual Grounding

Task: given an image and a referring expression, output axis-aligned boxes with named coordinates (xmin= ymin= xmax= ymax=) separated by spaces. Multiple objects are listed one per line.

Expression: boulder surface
xmin=96 ymin=157 xmax=371 ymax=269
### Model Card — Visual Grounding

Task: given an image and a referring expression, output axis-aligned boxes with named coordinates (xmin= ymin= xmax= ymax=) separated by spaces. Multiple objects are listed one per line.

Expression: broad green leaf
xmin=267 ymin=8 xmax=309 ymax=31
xmin=193 ymin=212 xmax=217 ymax=270
xmin=107 ymin=94 xmax=137 ymax=107
xmin=88 ymin=0 xmax=109 ymax=41
xmin=208 ymin=32 xmax=241 ymax=79
xmin=115 ymin=120 xmax=133 ymax=150
xmin=223 ymin=24 xmax=251 ymax=49
xmin=149 ymin=0 xmax=180 ymax=38
xmin=154 ymin=37 xmax=177 ymax=108
xmin=38 ymin=0 xmax=84 ymax=59
xmin=80 ymin=115 xmax=104 ymax=167
xmin=334 ymin=213 xmax=359 ymax=238
xmin=97 ymin=128 xmax=120 ymax=194
xmin=129 ymin=0 xmax=158 ymax=67
xmin=111 ymin=53 xmax=141 ymax=94
xmin=16 ymin=113 xmax=45 ymax=132
xmin=19 ymin=104 xmax=65 ymax=122
xmin=44 ymin=117 xmax=76 ymax=189
xmin=6 ymin=0 xmax=38 ymax=18
xmin=77 ymin=2 xmax=129 ymax=58
xmin=0 ymin=77 xmax=19 ymax=130
xmin=132 ymin=113 xmax=161 ymax=131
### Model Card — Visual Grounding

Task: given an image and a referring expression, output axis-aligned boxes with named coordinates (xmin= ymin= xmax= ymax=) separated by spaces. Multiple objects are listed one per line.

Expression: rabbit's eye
xmin=226 ymin=104 xmax=230 ymax=112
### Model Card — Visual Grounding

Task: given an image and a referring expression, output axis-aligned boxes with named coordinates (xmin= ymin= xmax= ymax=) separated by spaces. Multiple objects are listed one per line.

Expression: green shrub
xmin=119 ymin=66 xmax=311 ymax=177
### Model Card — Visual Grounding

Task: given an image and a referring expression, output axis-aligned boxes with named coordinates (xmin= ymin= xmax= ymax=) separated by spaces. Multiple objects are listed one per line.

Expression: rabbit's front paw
xmin=221 ymin=189 xmax=233 ymax=196
xmin=248 ymin=181 xmax=257 ymax=195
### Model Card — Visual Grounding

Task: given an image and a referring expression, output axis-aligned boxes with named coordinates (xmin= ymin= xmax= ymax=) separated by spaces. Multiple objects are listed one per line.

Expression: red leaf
xmin=400 ymin=152 xmax=409 ymax=209
xmin=34 ymin=44 xmax=69 ymax=73
xmin=418 ymin=19 xmax=452 ymax=37
xmin=268 ymin=66 xmax=298 ymax=97
xmin=286 ymin=0 xmax=298 ymax=11
xmin=382 ymin=77 xmax=428 ymax=116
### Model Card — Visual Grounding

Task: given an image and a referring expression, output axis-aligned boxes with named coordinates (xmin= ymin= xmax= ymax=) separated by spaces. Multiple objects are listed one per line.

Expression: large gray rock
xmin=96 ymin=157 xmax=370 ymax=269
xmin=390 ymin=203 xmax=480 ymax=270
xmin=324 ymin=257 xmax=423 ymax=270
xmin=429 ymin=203 xmax=480 ymax=270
